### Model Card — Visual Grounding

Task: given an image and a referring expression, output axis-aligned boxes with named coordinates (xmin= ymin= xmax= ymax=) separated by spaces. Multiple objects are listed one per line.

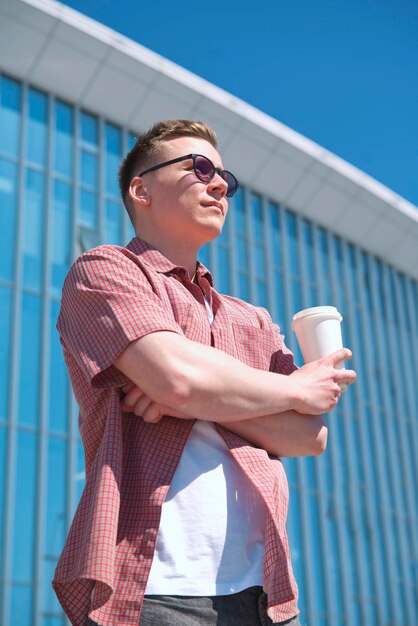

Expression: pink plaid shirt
xmin=53 ymin=237 xmax=299 ymax=625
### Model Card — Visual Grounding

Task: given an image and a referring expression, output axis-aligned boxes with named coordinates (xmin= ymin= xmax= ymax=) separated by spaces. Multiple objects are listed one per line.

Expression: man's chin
xmin=198 ymin=222 xmax=223 ymax=243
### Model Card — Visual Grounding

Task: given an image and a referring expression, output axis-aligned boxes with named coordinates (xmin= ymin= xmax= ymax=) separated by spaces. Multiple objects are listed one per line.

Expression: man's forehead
xmin=162 ymin=136 xmax=223 ymax=165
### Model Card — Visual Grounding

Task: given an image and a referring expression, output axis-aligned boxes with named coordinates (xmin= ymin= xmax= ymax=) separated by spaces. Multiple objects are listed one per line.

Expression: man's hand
xmin=288 ymin=348 xmax=356 ymax=415
xmin=121 ymin=383 xmax=191 ymax=423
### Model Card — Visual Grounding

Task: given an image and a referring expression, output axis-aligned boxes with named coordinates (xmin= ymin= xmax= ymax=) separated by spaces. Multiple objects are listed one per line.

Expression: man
xmin=53 ymin=119 xmax=356 ymax=626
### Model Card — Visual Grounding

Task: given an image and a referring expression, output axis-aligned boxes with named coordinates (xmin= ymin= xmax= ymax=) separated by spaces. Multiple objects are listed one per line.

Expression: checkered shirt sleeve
xmin=251 ymin=306 xmax=298 ymax=375
xmin=270 ymin=322 xmax=298 ymax=375
xmin=57 ymin=245 xmax=182 ymax=388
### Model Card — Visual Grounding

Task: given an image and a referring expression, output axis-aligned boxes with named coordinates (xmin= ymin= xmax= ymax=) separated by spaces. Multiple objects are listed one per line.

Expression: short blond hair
xmin=119 ymin=119 xmax=218 ymax=221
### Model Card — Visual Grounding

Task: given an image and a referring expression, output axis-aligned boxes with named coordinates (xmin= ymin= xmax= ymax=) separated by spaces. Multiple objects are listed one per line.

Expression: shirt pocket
xmin=232 ymin=323 xmax=275 ymax=371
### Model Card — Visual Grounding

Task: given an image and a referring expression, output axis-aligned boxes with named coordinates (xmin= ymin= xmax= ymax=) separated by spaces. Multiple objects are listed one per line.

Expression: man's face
xmin=137 ymin=136 xmax=230 ymax=246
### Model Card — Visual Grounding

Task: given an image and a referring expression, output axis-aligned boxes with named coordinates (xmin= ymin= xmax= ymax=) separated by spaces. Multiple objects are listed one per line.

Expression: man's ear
xmin=129 ymin=177 xmax=151 ymax=206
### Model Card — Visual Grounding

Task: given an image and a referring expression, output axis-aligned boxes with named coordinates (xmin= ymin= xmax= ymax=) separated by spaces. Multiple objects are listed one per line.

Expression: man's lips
xmin=201 ymin=201 xmax=225 ymax=215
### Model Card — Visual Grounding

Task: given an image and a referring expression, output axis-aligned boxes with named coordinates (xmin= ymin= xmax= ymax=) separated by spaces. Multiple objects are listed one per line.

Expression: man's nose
xmin=208 ymin=171 xmax=228 ymax=197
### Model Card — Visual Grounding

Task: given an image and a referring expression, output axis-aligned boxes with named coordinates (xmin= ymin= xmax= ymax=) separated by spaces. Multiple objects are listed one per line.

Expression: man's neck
xmin=136 ymin=233 xmax=199 ymax=278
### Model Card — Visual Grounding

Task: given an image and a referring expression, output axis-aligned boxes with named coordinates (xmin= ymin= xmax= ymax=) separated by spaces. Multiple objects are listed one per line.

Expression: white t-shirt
xmin=145 ymin=293 xmax=266 ymax=596
xmin=145 ymin=420 xmax=266 ymax=595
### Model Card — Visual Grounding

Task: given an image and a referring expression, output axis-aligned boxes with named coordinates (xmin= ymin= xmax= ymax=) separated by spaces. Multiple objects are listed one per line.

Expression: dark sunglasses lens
xmin=224 ymin=172 xmax=238 ymax=197
xmin=194 ymin=156 xmax=238 ymax=197
xmin=194 ymin=156 xmax=214 ymax=182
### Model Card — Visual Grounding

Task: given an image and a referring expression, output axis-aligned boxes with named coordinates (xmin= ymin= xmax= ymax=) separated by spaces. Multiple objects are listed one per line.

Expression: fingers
xmin=142 ymin=402 xmax=164 ymax=424
xmin=123 ymin=386 xmax=144 ymax=408
xmin=120 ymin=385 xmax=166 ymax=423
xmin=323 ymin=348 xmax=352 ymax=367
xmin=132 ymin=394 xmax=154 ymax=417
xmin=121 ymin=385 xmax=151 ymax=415
xmin=335 ymin=368 xmax=357 ymax=386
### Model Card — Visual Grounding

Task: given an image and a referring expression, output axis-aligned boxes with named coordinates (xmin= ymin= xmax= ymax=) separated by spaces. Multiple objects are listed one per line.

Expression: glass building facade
xmin=0 ymin=73 xmax=417 ymax=626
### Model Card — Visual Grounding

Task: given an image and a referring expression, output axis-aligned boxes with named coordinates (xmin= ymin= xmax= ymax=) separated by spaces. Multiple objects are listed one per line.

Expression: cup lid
xmin=292 ymin=306 xmax=342 ymax=324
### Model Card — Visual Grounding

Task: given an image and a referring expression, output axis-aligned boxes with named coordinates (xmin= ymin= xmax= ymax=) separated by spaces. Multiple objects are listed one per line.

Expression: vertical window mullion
xmin=262 ymin=196 xmax=275 ymax=316
xmin=67 ymin=105 xmax=79 ymax=534
xmin=34 ymin=89 xmax=54 ymax=626
xmin=1 ymin=78 xmax=27 ymax=626
xmin=227 ymin=194 xmax=239 ymax=298
xmin=268 ymin=202 xmax=287 ymax=331
xmin=98 ymin=118 xmax=105 ymax=244
xmin=244 ymin=187 xmax=256 ymax=304
xmin=233 ymin=188 xmax=250 ymax=301
xmin=121 ymin=128 xmax=132 ymax=243
xmin=121 ymin=129 xmax=136 ymax=243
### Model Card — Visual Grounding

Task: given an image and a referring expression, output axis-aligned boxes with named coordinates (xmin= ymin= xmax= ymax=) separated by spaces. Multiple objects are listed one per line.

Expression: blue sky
xmin=62 ymin=0 xmax=418 ymax=207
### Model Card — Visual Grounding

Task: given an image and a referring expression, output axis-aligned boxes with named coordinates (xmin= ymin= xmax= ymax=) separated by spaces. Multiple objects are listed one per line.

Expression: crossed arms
xmin=114 ymin=331 xmax=356 ymax=457
xmin=59 ymin=247 xmax=356 ymax=458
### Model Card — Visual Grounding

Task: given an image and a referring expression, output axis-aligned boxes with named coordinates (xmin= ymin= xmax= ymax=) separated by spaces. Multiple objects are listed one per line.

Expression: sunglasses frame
xmin=138 ymin=153 xmax=239 ymax=197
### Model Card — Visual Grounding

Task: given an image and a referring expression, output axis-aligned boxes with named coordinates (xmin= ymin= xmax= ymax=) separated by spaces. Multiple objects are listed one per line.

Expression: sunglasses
xmin=138 ymin=153 xmax=239 ymax=198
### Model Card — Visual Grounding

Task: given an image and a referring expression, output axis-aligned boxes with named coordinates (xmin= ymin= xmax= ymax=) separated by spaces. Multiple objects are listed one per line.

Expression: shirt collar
xmin=126 ymin=237 xmax=214 ymax=286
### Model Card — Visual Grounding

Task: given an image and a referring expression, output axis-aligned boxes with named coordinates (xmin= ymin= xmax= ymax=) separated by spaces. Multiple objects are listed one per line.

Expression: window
xmin=105 ymin=123 xmax=121 ymax=196
xmin=0 ymin=287 xmax=12 ymax=423
xmin=48 ymin=300 xmax=68 ymax=433
xmin=18 ymin=293 xmax=41 ymax=426
xmin=51 ymin=180 xmax=72 ymax=292
xmin=27 ymin=88 xmax=48 ymax=166
xmin=105 ymin=199 xmax=122 ymax=245
xmin=44 ymin=437 xmax=67 ymax=555
xmin=10 ymin=585 xmax=33 ymax=626
xmin=79 ymin=112 xmax=99 ymax=229
xmin=53 ymin=101 xmax=73 ymax=178
xmin=80 ymin=111 xmax=98 ymax=148
xmin=81 ymin=150 xmax=98 ymax=188
xmin=0 ymin=426 xmax=6 ymax=570
xmin=79 ymin=188 xmax=97 ymax=228
xmin=12 ymin=430 xmax=38 ymax=581
xmin=0 ymin=158 xmax=17 ymax=281
xmin=23 ymin=168 xmax=45 ymax=290
xmin=0 ymin=74 xmax=21 ymax=157
xmin=251 ymin=194 xmax=268 ymax=307
xmin=234 ymin=189 xmax=250 ymax=300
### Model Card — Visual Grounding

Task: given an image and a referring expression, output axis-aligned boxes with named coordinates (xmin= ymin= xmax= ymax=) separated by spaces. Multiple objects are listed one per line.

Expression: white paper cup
xmin=292 ymin=306 xmax=346 ymax=389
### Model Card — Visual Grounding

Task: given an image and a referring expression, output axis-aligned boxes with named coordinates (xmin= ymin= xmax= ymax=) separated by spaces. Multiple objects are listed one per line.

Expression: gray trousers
xmin=87 ymin=586 xmax=301 ymax=626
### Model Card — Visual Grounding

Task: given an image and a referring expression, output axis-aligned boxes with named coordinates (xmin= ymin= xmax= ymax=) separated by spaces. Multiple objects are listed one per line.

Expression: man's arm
xmin=114 ymin=330 xmax=356 ymax=421
xmin=220 ymin=411 xmax=328 ymax=457
xmin=120 ymin=379 xmax=328 ymax=457
xmin=121 ymin=381 xmax=327 ymax=457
